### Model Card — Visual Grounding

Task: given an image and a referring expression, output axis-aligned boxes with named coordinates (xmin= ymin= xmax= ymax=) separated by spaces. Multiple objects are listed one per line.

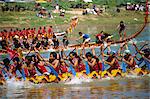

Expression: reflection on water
xmin=0 ymin=77 xmax=149 ymax=99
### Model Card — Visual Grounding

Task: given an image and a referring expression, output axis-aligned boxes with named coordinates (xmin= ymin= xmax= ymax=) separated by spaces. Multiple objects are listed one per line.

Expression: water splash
xmin=65 ymin=76 xmax=93 ymax=85
xmin=6 ymin=78 xmax=33 ymax=89
xmin=128 ymin=38 xmax=137 ymax=44
xmin=126 ymin=74 xmax=140 ymax=78
xmin=101 ymin=76 xmax=112 ymax=80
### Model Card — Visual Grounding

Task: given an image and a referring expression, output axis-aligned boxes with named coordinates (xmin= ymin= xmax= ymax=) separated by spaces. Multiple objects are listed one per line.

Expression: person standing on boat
xmin=76 ymin=32 xmax=91 ymax=47
xmin=117 ymin=21 xmax=126 ymax=40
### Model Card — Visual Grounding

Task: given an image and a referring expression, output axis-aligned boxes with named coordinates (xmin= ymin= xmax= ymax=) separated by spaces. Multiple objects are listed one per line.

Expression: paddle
xmin=48 ymin=65 xmax=59 ymax=77
xmin=134 ymin=43 xmax=148 ymax=56
xmin=21 ymin=68 xmax=26 ymax=80
xmin=0 ymin=49 xmax=23 ymax=81
xmin=121 ymin=62 xmax=127 ymax=73
xmin=34 ymin=51 xmax=59 ymax=78
xmin=64 ymin=49 xmax=77 ymax=76
xmin=1 ymin=69 xmax=9 ymax=80
xmin=84 ymin=61 xmax=90 ymax=75
xmin=19 ymin=47 xmax=34 ymax=80
xmin=76 ymin=40 xmax=82 ymax=45
xmin=66 ymin=48 xmax=76 ymax=59
xmin=69 ymin=64 xmax=76 ymax=76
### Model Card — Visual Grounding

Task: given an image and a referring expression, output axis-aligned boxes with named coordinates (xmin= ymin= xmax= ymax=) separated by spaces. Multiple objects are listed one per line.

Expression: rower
xmin=0 ymin=58 xmax=13 ymax=79
xmin=31 ymin=54 xmax=49 ymax=75
xmin=69 ymin=52 xmax=85 ymax=72
xmin=85 ymin=52 xmax=103 ymax=73
xmin=76 ymin=32 xmax=91 ymax=48
xmin=133 ymin=43 xmax=150 ymax=71
xmin=123 ymin=50 xmax=137 ymax=70
xmin=48 ymin=52 xmax=59 ymax=73
xmin=24 ymin=56 xmax=37 ymax=77
xmin=12 ymin=57 xmax=23 ymax=77
xmin=59 ymin=59 xmax=69 ymax=74
xmin=104 ymin=51 xmax=121 ymax=77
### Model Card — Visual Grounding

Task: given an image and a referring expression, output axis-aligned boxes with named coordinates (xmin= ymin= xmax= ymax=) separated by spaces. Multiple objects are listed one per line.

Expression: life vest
xmin=0 ymin=71 xmax=3 ymax=77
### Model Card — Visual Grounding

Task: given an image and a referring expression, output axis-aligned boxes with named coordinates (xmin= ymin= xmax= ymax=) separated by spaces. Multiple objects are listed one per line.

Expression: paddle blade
xmin=102 ymin=63 xmax=105 ymax=71
xmin=69 ymin=65 xmax=76 ymax=76
xmin=22 ymin=69 xmax=26 ymax=80
xmin=122 ymin=62 xmax=127 ymax=73
xmin=85 ymin=61 xmax=90 ymax=75
xmin=49 ymin=66 xmax=58 ymax=77
xmin=2 ymin=70 xmax=9 ymax=80
xmin=144 ymin=59 xmax=150 ymax=70
xmin=102 ymin=63 xmax=110 ymax=71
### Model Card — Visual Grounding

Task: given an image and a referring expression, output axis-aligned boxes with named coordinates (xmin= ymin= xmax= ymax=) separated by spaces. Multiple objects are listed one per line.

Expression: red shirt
xmin=42 ymin=29 xmax=46 ymax=34
xmin=38 ymin=29 xmax=41 ymax=34
xmin=96 ymin=34 xmax=103 ymax=38
xmin=48 ymin=27 xmax=53 ymax=34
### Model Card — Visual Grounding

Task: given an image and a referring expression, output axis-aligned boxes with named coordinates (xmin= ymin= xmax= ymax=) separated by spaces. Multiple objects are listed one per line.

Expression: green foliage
xmin=58 ymin=1 xmax=71 ymax=10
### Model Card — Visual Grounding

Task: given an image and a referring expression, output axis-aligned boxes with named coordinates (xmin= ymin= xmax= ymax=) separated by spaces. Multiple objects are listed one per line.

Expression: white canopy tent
xmin=83 ymin=0 xmax=92 ymax=3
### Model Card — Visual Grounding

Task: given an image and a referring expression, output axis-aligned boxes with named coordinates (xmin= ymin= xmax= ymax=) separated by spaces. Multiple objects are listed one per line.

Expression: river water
xmin=0 ymin=23 xmax=150 ymax=99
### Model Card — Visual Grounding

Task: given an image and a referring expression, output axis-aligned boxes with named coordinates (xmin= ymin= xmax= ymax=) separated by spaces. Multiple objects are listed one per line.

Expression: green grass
xmin=0 ymin=7 xmax=149 ymax=43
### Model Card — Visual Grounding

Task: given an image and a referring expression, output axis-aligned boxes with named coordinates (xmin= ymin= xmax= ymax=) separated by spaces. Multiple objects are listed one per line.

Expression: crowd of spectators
xmin=126 ymin=3 xmax=145 ymax=11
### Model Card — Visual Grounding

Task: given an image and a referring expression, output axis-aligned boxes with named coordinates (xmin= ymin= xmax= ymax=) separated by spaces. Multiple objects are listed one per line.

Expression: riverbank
xmin=0 ymin=8 xmax=149 ymax=42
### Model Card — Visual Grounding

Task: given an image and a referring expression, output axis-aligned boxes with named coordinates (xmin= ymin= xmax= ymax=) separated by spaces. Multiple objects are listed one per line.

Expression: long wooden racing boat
xmin=0 ymin=68 xmax=149 ymax=85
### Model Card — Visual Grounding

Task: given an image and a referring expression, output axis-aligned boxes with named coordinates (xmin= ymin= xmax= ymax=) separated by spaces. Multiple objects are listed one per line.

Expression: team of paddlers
xmin=0 ymin=23 xmax=149 ymax=84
